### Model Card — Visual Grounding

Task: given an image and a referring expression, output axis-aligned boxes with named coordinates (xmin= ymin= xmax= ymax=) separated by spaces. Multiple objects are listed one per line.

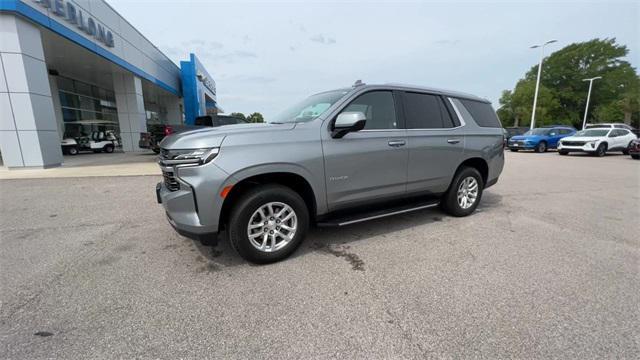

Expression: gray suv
xmin=157 ymin=83 xmax=504 ymax=263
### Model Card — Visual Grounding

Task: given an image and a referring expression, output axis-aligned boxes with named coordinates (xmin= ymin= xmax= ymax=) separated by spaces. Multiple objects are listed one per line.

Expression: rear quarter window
xmin=458 ymin=99 xmax=502 ymax=128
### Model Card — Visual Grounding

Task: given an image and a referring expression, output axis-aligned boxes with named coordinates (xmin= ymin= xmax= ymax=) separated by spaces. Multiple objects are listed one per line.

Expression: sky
xmin=107 ymin=0 xmax=639 ymax=119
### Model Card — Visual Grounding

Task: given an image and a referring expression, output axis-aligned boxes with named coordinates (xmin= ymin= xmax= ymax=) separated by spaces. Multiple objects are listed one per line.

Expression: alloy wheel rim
xmin=457 ymin=177 xmax=479 ymax=209
xmin=247 ymin=202 xmax=297 ymax=252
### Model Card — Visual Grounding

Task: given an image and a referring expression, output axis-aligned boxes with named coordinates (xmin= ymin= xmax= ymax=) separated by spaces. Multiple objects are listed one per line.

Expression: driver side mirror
xmin=331 ymin=112 xmax=366 ymax=139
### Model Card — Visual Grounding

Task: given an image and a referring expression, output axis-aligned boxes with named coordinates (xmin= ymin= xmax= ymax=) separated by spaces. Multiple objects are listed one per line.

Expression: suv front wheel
xmin=228 ymin=184 xmax=309 ymax=263
xmin=441 ymin=167 xmax=484 ymax=217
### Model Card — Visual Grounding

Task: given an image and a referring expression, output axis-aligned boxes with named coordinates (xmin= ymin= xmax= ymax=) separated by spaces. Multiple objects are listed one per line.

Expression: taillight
xmin=164 ymin=126 xmax=173 ymax=136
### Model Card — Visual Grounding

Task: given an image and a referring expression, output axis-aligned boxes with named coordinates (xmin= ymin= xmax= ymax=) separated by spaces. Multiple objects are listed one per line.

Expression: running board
xmin=317 ymin=200 xmax=440 ymax=227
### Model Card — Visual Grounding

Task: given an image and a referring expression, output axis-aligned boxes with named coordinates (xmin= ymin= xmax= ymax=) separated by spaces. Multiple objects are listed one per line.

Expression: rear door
xmin=322 ymin=90 xmax=408 ymax=210
xmin=612 ymin=129 xmax=631 ymax=149
xmin=401 ymin=92 xmax=465 ymax=194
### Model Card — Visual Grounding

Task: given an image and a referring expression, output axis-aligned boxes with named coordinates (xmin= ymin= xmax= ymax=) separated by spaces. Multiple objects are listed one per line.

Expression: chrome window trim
xmin=360 ymin=129 xmax=402 ymax=132
xmin=447 ymin=98 xmax=467 ymax=127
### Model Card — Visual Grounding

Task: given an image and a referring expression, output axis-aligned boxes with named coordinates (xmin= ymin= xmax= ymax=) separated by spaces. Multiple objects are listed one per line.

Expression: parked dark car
xmin=629 ymin=138 xmax=640 ymax=159
xmin=504 ymin=126 xmax=529 ymax=140
xmin=140 ymin=115 xmax=246 ymax=153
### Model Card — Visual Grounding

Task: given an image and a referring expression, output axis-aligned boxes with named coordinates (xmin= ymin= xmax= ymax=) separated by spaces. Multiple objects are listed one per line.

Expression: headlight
xmin=160 ymin=147 xmax=219 ymax=166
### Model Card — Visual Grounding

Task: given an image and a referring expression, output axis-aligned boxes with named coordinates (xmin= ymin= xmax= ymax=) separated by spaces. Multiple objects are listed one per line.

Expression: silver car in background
xmin=157 ymin=82 xmax=505 ymax=263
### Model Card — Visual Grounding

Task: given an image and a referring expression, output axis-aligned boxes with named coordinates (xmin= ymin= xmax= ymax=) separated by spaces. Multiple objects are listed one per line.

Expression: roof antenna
xmin=353 ymin=79 xmax=365 ymax=87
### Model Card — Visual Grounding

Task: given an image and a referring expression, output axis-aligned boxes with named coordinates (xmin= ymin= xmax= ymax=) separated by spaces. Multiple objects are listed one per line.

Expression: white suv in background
xmin=558 ymin=128 xmax=637 ymax=157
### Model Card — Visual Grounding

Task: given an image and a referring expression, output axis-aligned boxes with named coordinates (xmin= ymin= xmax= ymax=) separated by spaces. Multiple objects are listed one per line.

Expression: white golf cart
xmin=61 ymin=120 xmax=120 ymax=155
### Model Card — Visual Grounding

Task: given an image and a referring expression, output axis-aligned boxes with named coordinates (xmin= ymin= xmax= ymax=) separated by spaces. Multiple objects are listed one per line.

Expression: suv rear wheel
xmin=228 ymin=184 xmax=309 ymax=263
xmin=441 ymin=167 xmax=484 ymax=217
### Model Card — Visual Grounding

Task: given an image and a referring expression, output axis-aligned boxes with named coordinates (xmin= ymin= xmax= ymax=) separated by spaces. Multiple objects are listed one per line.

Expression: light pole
xmin=581 ymin=76 xmax=602 ymax=130
xmin=529 ymin=39 xmax=557 ymax=130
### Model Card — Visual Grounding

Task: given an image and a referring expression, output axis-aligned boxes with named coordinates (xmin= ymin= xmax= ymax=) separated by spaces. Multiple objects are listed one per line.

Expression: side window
xmin=618 ymin=129 xmax=629 ymax=136
xmin=549 ymin=129 xmax=559 ymax=136
xmin=439 ymin=98 xmax=456 ymax=127
xmin=403 ymin=92 xmax=445 ymax=129
xmin=341 ymin=91 xmax=397 ymax=130
xmin=443 ymin=98 xmax=461 ymax=127
xmin=458 ymin=99 xmax=502 ymax=128
xmin=559 ymin=129 xmax=571 ymax=135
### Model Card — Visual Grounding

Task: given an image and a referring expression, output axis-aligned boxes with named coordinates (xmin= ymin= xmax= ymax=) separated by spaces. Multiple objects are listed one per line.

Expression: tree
xmin=593 ymin=102 xmax=624 ymax=123
xmin=230 ymin=112 xmax=246 ymax=120
xmin=499 ymin=80 xmax=560 ymax=127
xmin=501 ymin=38 xmax=639 ymax=128
xmin=497 ymin=90 xmax=515 ymax=126
xmin=246 ymin=112 xmax=264 ymax=123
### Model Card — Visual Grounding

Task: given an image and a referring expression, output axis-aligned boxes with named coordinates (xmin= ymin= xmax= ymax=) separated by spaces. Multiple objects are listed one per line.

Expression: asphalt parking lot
xmin=1 ymin=151 xmax=638 ymax=359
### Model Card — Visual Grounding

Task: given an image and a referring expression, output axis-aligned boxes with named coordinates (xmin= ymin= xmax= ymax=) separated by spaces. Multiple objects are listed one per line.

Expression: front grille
xmin=562 ymin=141 xmax=585 ymax=146
xmin=163 ymin=170 xmax=180 ymax=191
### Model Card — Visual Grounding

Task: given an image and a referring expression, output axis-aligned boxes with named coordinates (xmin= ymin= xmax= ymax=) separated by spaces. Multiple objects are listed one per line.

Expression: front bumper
xmin=156 ymin=161 xmax=233 ymax=240
xmin=557 ymin=143 xmax=597 ymax=153
xmin=508 ymin=142 xmax=535 ymax=150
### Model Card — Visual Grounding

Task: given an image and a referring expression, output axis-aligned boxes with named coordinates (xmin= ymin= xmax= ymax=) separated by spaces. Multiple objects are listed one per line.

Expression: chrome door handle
xmin=388 ymin=140 xmax=406 ymax=147
xmin=447 ymin=138 xmax=462 ymax=144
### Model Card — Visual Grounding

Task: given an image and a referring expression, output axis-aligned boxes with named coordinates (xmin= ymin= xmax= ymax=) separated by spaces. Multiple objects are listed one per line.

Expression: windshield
xmin=575 ymin=129 xmax=609 ymax=137
xmin=269 ymin=89 xmax=350 ymax=124
xmin=524 ymin=128 xmax=551 ymax=136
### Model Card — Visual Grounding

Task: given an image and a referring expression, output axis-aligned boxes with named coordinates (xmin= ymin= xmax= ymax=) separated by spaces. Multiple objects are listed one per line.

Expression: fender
xmin=227 ymin=162 xmax=328 ymax=216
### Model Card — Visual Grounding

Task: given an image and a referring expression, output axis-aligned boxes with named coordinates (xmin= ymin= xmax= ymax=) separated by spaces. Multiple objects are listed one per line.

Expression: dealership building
xmin=0 ymin=0 xmax=218 ymax=168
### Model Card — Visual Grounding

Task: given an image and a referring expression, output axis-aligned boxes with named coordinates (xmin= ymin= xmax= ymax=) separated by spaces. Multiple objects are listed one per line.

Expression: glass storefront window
xmin=57 ymin=76 xmax=120 ymax=145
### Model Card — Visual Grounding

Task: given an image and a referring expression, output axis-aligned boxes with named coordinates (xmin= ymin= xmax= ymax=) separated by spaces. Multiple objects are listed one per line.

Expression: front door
xmin=322 ymin=90 xmax=408 ymax=210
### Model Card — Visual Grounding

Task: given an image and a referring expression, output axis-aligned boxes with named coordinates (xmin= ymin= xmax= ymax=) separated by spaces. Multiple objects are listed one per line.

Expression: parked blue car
xmin=508 ymin=126 xmax=576 ymax=153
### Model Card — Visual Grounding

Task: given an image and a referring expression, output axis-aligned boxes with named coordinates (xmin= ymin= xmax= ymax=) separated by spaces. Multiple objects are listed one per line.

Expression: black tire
xmin=104 ymin=145 xmax=114 ymax=153
xmin=558 ymin=150 xmax=568 ymax=155
xmin=228 ymin=184 xmax=309 ymax=264
xmin=631 ymin=154 xmax=640 ymax=160
xmin=622 ymin=141 xmax=632 ymax=155
xmin=509 ymin=149 xmax=519 ymax=152
xmin=534 ymin=141 xmax=547 ymax=153
xmin=595 ymin=143 xmax=607 ymax=157
xmin=68 ymin=147 xmax=79 ymax=155
xmin=441 ymin=167 xmax=484 ymax=217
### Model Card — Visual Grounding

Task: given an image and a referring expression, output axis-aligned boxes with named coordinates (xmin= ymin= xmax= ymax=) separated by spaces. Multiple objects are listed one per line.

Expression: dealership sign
xmin=197 ymin=72 xmax=216 ymax=96
xmin=33 ymin=0 xmax=114 ymax=47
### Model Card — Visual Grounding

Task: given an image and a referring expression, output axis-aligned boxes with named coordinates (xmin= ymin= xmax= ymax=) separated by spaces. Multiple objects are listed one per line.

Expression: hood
xmin=159 ymin=122 xmax=296 ymax=149
xmin=510 ymin=134 xmax=543 ymax=141
xmin=560 ymin=135 xmax=602 ymax=142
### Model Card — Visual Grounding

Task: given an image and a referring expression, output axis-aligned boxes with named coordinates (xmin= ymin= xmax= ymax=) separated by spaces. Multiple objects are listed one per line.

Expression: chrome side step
xmin=317 ymin=200 xmax=440 ymax=227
